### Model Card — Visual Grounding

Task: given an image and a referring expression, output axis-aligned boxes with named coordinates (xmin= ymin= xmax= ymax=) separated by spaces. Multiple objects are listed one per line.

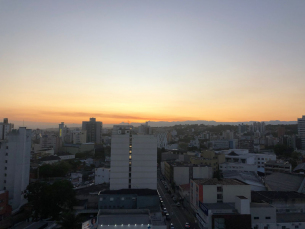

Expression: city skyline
xmin=1 ymin=1 xmax=305 ymax=125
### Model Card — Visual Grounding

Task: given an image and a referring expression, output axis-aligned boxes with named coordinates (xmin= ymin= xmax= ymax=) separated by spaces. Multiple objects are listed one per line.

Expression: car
xmin=170 ymin=223 xmax=174 ymax=229
xmin=159 ymin=198 xmax=162 ymax=201
xmin=185 ymin=222 xmax=190 ymax=229
xmin=173 ymin=197 xmax=177 ymax=202
xmin=163 ymin=208 xmax=167 ymax=213
xmin=165 ymin=213 xmax=171 ymax=220
xmin=176 ymin=202 xmax=181 ymax=207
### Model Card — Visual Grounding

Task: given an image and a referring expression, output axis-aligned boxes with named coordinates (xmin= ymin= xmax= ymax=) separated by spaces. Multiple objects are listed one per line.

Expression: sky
xmin=1 ymin=0 xmax=305 ymax=128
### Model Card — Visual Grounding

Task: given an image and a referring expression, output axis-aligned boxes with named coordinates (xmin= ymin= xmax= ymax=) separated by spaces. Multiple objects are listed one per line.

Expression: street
xmin=157 ymin=170 xmax=198 ymax=229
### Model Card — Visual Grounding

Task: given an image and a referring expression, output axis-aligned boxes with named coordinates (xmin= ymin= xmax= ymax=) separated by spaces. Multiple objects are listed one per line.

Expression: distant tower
xmin=298 ymin=116 xmax=305 ymax=149
xmin=82 ymin=118 xmax=103 ymax=144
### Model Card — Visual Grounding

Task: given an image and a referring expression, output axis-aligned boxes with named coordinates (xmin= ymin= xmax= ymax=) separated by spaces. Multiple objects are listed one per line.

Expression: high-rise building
xmin=110 ymin=125 xmax=157 ymax=190
xmin=82 ymin=118 xmax=103 ymax=144
xmin=298 ymin=116 xmax=305 ymax=150
xmin=0 ymin=127 xmax=31 ymax=211
xmin=0 ymin=118 xmax=14 ymax=140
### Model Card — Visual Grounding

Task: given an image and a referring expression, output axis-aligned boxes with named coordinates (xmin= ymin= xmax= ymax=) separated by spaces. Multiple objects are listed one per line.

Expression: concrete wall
xmin=173 ymin=167 xmax=189 ymax=185
xmin=193 ymin=167 xmax=213 ymax=179
xmin=250 ymin=205 xmax=276 ymax=229
xmin=223 ymin=185 xmax=251 ymax=203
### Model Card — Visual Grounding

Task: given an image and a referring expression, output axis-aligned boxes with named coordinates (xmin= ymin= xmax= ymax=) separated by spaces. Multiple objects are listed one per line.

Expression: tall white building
xmin=0 ymin=118 xmax=14 ymax=140
xmin=82 ymin=118 xmax=103 ymax=144
xmin=298 ymin=115 xmax=305 ymax=150
xmin=0 ymin=127 xmax=31 ymax=211
xmin=110 ymin=125 xmax=157 ymax=190
xmin=154 ymin=131 xmax=168 ymax=148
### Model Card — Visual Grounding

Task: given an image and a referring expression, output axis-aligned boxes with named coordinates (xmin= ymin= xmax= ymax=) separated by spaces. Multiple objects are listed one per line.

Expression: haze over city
xmin=1 ymin=0 xmax=305 ymax=127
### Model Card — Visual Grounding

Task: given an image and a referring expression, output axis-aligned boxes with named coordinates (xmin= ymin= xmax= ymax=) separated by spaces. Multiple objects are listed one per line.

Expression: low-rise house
xmin=264 ymin=160 xmax=291 ymax=175
xmin=95 ymin=168 xmax=110 ymax=184
xmin=39 ymin=155 xmax=61 ymax=164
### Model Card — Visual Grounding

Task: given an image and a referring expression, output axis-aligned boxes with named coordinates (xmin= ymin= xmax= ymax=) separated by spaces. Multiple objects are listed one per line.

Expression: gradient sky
xmin=1 ymin=0 xmax=305 ymax=126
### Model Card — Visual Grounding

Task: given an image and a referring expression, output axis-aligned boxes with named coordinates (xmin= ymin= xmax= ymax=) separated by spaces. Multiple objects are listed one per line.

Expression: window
xmin=5 ymin=153 xmax=8 ymax=156
xmin=110 ymin=198 xmax=114 ymax=202
xmin=6 ymin=146 xmax=8 ymax=149
xmin=254 ymin=217 xmax=259 ymax=220
xmin=217 ymin=194 xmax=223 ymax=199
xmin=4 ymin=174 xmax=6 ymax=177
xmin=4 ymin=180 xmax=6 ymax=183
xmin=265 ymin=217 xmax=271 ymax=219
xmin=121 ymin=197 xmax=125 ymax=201
xmin=4 ymin=167 xmax=7 ymax=170
xmin=5 ymin=160 xmax=7 ymax=163
xmin=217 ymin=187 xmax=223 ymax=192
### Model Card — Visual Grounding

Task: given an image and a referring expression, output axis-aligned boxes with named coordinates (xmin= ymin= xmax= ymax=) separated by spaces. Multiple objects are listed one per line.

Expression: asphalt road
xmin=157 ymin=170 xmax=197 ymax=229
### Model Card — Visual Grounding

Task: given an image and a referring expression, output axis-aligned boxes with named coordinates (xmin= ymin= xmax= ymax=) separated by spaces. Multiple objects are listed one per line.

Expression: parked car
xmin=176 ymin=202 xmax=181 ymax=207
xmin=170 ymin=223 xmax=174 ymax=229
xmin=185 ymin=222 xmax=190 ymax=229
xmin=165 ymin=213 xmax=171 ymax=220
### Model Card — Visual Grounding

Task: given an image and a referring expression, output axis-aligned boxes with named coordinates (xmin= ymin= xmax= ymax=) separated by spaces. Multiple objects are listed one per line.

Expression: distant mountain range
xmin=12 ymin=119 xmax=297 ymax=129
xmin=111 ymin=120 xmax=297 ymax=128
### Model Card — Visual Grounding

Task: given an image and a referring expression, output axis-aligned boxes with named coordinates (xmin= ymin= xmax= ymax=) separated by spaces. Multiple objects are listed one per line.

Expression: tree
xmin=25 ymin=180 xmax=76 ymax=220
xmin=57 ymin=211 xmax=84 ymax=229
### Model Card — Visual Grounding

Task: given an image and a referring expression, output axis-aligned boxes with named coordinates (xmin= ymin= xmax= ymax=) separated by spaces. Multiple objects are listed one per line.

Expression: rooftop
xmin=265 ymin=173 xmax=305 ymax=192
xmin=201 ymin=202 xmax=235 ymax=210
xmin=265 ymin=160 xmax=291 ymax=166
xmin=277 ymin=213 xmax=305 ymax=223
xmin=75 ymin=184 xmax=109 ymax=195
xmin=294 ymin=163 xmax=305 ymax=172
xmin=251 ymin=191 xmax=305 ymax=203
xmin=99 ymin=189 xmax=158 ymax=196
xmin=250 ymin=202 xmax=274 ymax=208
xmin=39 ymin=155 xmax=61 ymax=161
xmin=192 ymin=178 xmax=248 ymax=186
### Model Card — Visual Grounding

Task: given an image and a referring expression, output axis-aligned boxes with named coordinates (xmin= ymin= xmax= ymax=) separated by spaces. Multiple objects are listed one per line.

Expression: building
xmin=190 ymin=178 xmax=251 ymax=211
xmin=98 ymin=189 xmax=159 ymax=210
xmin=0 ymin=190 xmax=12 ymax=220
xmin=222 ymin=171 xmax=266 ymax=191
xmin=219 ymin=162 xmax=257 ymax=173
xmin=265 ymin=173 xmax=305 ymax=193
xmin=252 ymin=191 xmax=305 ymax=228
xmin=31 ymin=148 xmax=54 ymax=160
xmin=39 ymin=155 xmax=61 ymax=164
xmin=57 ymin=152 xmax=75 ymax=160
xmin=82 ymin=118 xmax=103 ymax=144
xmin=110 ymin=125 xmax=157 ymax=190
xmin=95 ymin=168 xmax=110 ymax=184
xmin=298 ymin=115 xmax=305 ymax=150
xmin=238 ymin=139 xmax=254 ymax=153
xmin=71 ymin=130 xmax=87 ymax=144
xmin=138 ymin=122 xmax=152 ymax=135
xmin=0 ymin=118 xmax=14 ymax=140
xmin=197 ymin=197 xmax=252 ymax=229
xmin=264 ymin=160 xmax=292 ymax=175
xmin=164 ymin=161 xmax=213 ymax=186
xmin=210 ymin=140 xmax=230 ymax=150
xmin=96 ymin=209 xmax=166 ymax=229
xmin=294 ymin=163 xmax=305 ymax=174
xmin=216 ymin=149 xmax=276 ymax=171
xmin=39 ymin=134 xmax=60 ymax=153
xmin=154 ymin=131 xmax=168 ymax=149
xmin=250 ymin=202 xmax=277 ymax=229
xmin=190 ymin=150 xmax=225 ymax=172
xmin=0 ymin=127 xmax=31 ymax=211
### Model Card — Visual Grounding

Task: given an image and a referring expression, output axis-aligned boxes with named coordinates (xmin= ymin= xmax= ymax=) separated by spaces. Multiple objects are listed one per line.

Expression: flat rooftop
xmin=277 ymin=213 xmax=305 ymax=223
xmin=250 ymin=203 xmax=274 ymax=208
xmin=99 ymin=189 xmax=158 ymax=196
xmin=192 ymin=178 xmax=248 ymax=186
xmin=201 ymin=202 xmax=235 ymax=210
xmin=98 ymin=214 xmax=150 ymax=225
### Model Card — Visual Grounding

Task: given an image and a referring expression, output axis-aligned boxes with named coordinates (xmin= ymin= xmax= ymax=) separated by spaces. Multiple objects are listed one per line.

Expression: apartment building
xmin=82 ymin=118 xmax=103 ymax=144
xmin=190 ymin=150 xmax=225 ymax=172
xmin=0 ymin=127 xmax=31 ymax=211
xmin=110 ymin=125 xmax=157 ymax=190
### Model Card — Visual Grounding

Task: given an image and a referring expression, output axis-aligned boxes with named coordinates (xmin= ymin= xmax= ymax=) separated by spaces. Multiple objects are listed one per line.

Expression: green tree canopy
xmin=25 ymin=180 xmax=76 ymax=220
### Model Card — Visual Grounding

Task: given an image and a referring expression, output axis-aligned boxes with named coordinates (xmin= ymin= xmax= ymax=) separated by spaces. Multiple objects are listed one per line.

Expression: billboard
xmin=82 ymin=216 xmax=98 ymax=229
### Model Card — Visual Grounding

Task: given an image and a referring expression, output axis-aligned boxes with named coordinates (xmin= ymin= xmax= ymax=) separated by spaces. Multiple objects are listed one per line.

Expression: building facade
xmin=298 ymin=115 xmax=305 ymax=150
xmin=95 ymin=167 xmax=110 ymax=184
xmin=0 ymin=127 xmax=31 ymax=211
xmin=110 ymin=125 xmax=157 ymax=190
xmin=82 ymin=118 xmax=103 ymax=144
